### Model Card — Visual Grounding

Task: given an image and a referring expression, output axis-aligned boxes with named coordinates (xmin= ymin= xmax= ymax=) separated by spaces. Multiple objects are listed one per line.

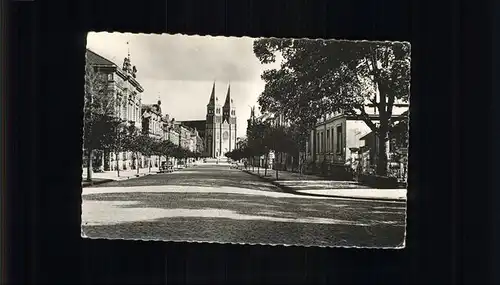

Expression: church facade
xmin=205 ymin=82 xmax=237 ymax=158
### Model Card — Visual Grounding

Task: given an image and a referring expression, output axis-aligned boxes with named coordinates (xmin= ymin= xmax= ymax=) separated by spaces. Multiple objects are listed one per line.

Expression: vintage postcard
xmin=81 ymin=32 xmax=410 ymax=248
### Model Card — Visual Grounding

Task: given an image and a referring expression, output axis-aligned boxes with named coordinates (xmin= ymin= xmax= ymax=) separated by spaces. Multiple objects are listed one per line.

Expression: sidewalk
xmin=242 ymin=168 xmax=407 ymax=202
xmin=81 ymin=167 xmax=159 ymax=187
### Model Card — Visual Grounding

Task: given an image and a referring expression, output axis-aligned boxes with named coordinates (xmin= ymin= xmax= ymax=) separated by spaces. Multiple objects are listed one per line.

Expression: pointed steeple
xmin=224 ymin=83 xmax=231 ymax=107
xmin=208 ymin=81 xmax=216 ymax=105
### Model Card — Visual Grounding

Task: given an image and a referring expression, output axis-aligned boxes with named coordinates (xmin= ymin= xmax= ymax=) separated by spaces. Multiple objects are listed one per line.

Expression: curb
xmin=81 ymin=179 xmax=114 ymax=188
xmin=242 ymin=170 xmax=406 ymax=202
xmin=82 ymin=171 xmax=158 ymax=187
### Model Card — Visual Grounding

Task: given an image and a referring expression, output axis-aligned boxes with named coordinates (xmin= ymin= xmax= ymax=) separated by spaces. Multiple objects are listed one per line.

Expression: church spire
xmin=208 ymin=81 xmax=216 ymax=105
xmin=223 ymin=83 xmax=232 ymax=107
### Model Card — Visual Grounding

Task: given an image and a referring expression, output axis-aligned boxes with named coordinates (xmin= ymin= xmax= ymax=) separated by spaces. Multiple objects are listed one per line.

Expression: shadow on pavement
xmin=82 ymin=192 xmax=407 ymax=227
xmin=81 ymin=216 xmax=406 ymax=248
xmin=277 ymin=185 xmax=406 ymax=202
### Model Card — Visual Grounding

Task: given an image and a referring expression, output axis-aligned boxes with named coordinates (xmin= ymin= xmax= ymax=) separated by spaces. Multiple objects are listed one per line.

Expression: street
xmin=81 ymin=163 xmax=406 ymax=248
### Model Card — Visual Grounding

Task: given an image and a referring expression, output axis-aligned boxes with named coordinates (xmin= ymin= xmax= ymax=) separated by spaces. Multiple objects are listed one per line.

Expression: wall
xmin=345 ymin=120 xmax=373 ymax=161
xmin=312 ymin=116 xmax=347 ymax=163
xmin=221 ymin=121 xmax=230 ymax=155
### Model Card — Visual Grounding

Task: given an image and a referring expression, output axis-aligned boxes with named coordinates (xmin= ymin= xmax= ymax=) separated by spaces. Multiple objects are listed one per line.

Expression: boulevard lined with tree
xmin=83 ymin=56 xmax=203 ymax=182
xmin=226 ymin=39 xmax=410 ymax=180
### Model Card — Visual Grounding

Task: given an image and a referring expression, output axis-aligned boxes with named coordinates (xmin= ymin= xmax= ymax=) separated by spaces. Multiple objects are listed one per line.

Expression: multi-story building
xmin=189 ymin=128 xmax=204 ymax=154
xmin=178 ymin=125 xmax=192 ymax=150
xmin=85 ymin=49 xmax=144 ymax=172
xmin=161 ymin=115 xmax=177 ymax=143
xmin=141 ymin=100 xmax=165 ymax=167
xmin=141 ymin=100 xmax=164 ymax=139
xmin=205 ymin=82 xmax=237 ymax=158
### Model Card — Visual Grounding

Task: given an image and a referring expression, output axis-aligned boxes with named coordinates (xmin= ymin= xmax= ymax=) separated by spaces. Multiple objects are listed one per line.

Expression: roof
xmin=359 ymin=131 xmax=375 ymax=140
xmin=180 ymin=120 xmax=206 ymax=133
xmin=86 ymin=49 xmax=117 ymax=67
xmin=208 ymin=82 xmax=216 ymax=105
xmin=223 ymin=84 xmax=232 ymax=107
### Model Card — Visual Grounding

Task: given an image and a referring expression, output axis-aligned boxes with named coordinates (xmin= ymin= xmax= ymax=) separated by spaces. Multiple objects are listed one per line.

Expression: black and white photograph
xmin=81 ymin=32 xmax=410 ymax=248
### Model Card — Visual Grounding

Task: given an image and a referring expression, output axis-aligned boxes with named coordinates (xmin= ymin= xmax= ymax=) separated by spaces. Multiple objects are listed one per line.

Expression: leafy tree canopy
xmin=253 ymin=38 xmax=410 ymax=136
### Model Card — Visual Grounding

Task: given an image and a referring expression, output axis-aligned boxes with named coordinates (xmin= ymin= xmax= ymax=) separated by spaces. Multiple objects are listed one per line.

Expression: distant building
xmin=161 ymin=115 xmax=178 ymax=145
xmin=141 ymin=100 xmax=164 ymax=167
xmin=179 ymin=120 xmax=205 ymax=143
xmin=189 ymin=128 xmax=204 ymax=154
xmin=205 ymin=82 xmax=237 ymax=158
xmin=141 ymin=100 xmax=164 ymax=139
xmin=178 ymin=124 xmax=192 ymax=150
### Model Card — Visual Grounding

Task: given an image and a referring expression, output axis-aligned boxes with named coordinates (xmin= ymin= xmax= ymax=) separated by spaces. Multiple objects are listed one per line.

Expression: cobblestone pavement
xmin=81 ymin=164 xmax=407 ymax=248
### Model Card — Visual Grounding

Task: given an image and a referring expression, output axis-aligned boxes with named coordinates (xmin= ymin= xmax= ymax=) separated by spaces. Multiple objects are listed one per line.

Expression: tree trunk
xmin=376 ymin=126 xmax=389 ymax=176
xmin=136 ymin=152 xmax=140 ymax=174
xmin=86 ymin=148 xmax=93 ymax=182
xmin=116 ymin=151 xmax=120 ymax=177
xmin=264 ymin=152 xmax=269 ymax=176
xmin=257 ymin=156 xmax=260 ymax=175
xmin=103 ymin=150 xmax=110 ymax=171
xmin=275 ymin=152 xmax=279 ymax=180
xmin=148 ymin=156 xmax=152 ymax=172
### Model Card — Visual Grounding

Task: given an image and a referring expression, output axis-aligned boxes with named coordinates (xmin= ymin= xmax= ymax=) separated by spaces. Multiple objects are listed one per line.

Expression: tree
xmin=83 ymin=57 xmax=116 ymax=181
xmin=136 ymin=134 xmax=155 ymax=173
xmin=122 ymin=123 xmax=142 ymax=174
xmin=158 ymin=140 xmax=177 ymax=166
xmin=265 ymin=125 xmax=289 ymax=180
xmin=171 ymin=146 xmax=186 ymax=166
xmin=253 ymin=39 xmax=410 ymax=176
xmin=109 ymin=120 xmax=131 ymax=177
xmin=247 ymin=120 xmax=270 ymax=175
xmin=150 ymin=138 xmax=164 ymax=169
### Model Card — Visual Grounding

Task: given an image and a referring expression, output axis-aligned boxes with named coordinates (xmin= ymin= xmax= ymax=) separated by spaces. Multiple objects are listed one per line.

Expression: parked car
xmin=159 ymin=161 xmax=174 ymax=173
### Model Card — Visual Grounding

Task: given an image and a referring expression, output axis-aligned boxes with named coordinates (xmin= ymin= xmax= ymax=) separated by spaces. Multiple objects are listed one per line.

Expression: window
xmin=331 ymin=129 xmax=334 ymax=150
xmin=216 ymin=109 xmax=220 ymax=114
xmin=316 ymin=133 xmax=320 ymax=153
xmin=320 ymin=132 xmax=323 ymax=153
xmin=107 ymin=73 xmax=114 ymax=81
xmin=336 ymin=125 xmax=343 ymax=154
xmin=326 ymin=130 xmax=330 ymax=152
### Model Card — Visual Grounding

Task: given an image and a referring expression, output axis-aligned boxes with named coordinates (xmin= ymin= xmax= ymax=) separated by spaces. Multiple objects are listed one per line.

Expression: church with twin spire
xmin=179 ymin=82 xmax=237 ymax=158
xmin=205 ymin=82 xmax=237 ymax=158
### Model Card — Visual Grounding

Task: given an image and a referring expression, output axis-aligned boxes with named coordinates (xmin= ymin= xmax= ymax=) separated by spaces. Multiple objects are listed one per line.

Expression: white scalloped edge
xmin=80 ymin=232 xmax=405 ymax=250
xmin=87 ymin=31 xmax=411 ymax=46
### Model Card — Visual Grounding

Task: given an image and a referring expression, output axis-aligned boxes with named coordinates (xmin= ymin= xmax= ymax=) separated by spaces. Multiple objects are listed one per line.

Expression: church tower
xmin=205 ymin=82 xmax=236 ymax=158
xmin=205 ymin=82 xmax=222 ymax=157
xmin=222 ymin=84 xmax=237 ymax=154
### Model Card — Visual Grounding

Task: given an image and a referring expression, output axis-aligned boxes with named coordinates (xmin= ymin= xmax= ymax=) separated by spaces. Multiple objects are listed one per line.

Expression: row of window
xmin=207 ymin=109 xmax=236 ymax=115
xmin=314 ymin=125 xmax=343 ymax=154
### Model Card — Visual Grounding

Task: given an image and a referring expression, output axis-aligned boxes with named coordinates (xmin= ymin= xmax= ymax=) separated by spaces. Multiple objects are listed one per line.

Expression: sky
xmin=86 ymin=32 xmax=281 ymax=138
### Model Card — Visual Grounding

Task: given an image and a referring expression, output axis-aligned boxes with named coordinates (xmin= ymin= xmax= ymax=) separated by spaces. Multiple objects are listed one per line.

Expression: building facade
xmin=141 ymin=100 xmax=164 ymax=139
xmin=164 ymin=117 xmax=180 ymax=146
xmin=85 ymin=49 xmax=145 ymax=172
xmin=189 ymin=128 xmax=204 ymax=154
xmin=306 ymin=104 xmax=409 ymax=176
xmin=141 ymin=100 xmax=165 ymax=168
xmin=178 ymin=124 xmax=192 ymax=150
xmin=205 ymin=82 xmax=237 ymax=158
